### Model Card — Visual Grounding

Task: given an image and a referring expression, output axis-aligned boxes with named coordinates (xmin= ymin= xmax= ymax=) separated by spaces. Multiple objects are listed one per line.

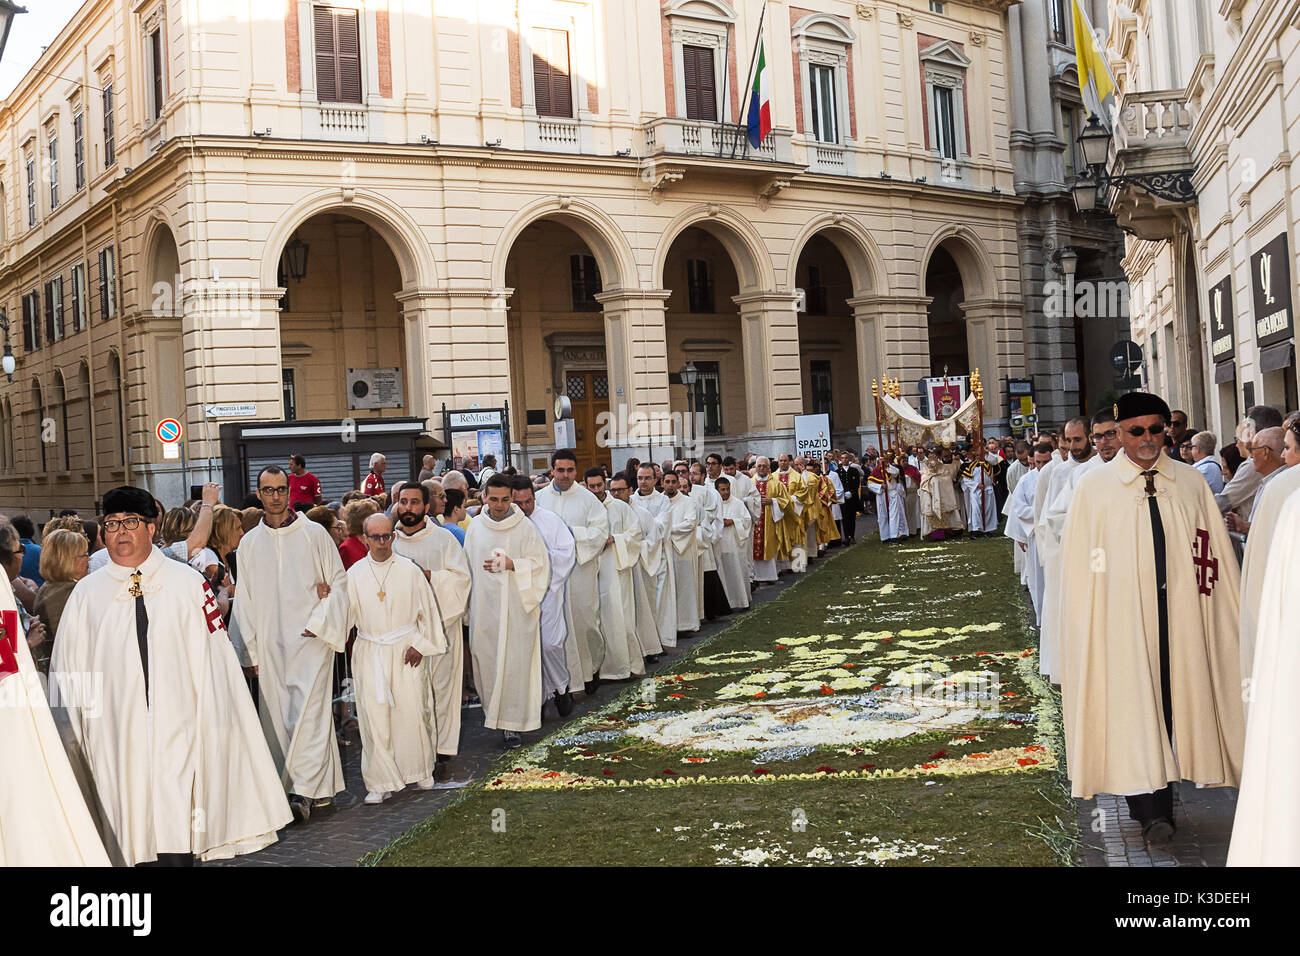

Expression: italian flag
xmin=747 ymin=40 xmax=771 ymax=148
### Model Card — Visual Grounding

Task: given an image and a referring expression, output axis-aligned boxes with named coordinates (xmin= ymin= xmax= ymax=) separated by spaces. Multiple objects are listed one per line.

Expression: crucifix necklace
xmin=369 ymin=560 xmax=394 ymax=602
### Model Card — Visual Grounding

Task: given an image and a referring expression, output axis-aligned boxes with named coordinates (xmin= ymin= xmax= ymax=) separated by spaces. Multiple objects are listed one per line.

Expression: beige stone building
xmin=1105 ymin=0 xmax=1299 ymax=439
xmin=1 ymin=0 xmax=1028 ymax=513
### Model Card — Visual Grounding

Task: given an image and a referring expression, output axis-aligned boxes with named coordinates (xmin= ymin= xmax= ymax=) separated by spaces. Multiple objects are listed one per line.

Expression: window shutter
xmin=682 ymin=46 xmax=699 ymax=119
xmin=683 ymin=45 xmax=716 ymax=121
xmin=22 ymin=294 xmax=33 ymax=351
xmin=150 ymin=29 xmax=164 ymax=119
xmin=98 ymin=250 xmax=108 ymax=321
xmin=315 ymin=7 xmax=338 ymax=102
xmin=44 ymin=283 xmax=54 ymax=343
xmin=533 ymin=29 xmax=571 ymax=118
xmin=336 ymin=10 xmax=362 ymax=103
xmin=532 ymin=45 xmax=553 ymax=116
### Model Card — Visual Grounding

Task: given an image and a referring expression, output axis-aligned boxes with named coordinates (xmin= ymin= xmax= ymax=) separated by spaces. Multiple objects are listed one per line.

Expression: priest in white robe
xmin=711 ymin=455 xmax=760 ymax=586
xmin=1 ymin=570 xmax=110 ymax=866
xmin=867 ymin=455 xmax=909 ymax=542
xmin=511 ymin=477 xmax=578 ymax=715
xmin=632 ymin=464 xmax=678 ymax=648
xmin=1003 ymin=450 xmax=1047 ymax=622
xmin=536 ymin=450 xmax=609 ymax=691
xmin=610 ymin=472 xmax=667 ymax=657
xmin=960 ymin=456 xmax=999 ymax=534
xmin=392 ymin=483 xmax=473 ymax=758
xmin=51 ymin=486 xmax=291 ymax=866
xmin=584 ymin=467 xmax=648 ymax=679
xmin=662 ymin=470 xmax=703 ymax=634
xmin=337 ymin=514 xmax=448 ymax=804
xmin=1228 ymin=489 xmax=1300 ymax=866
xmin=751 ymin=457 xmax=791 ymax=583
xmin=465 ymin=475 xmax=551 ymax=747
xmin=689 ymin=462 xmax=732 ymax=619
xmin=231 ymin=465 xmax=348 ymax=823
xmin=714 ymin=476 xmax=753 ymax=611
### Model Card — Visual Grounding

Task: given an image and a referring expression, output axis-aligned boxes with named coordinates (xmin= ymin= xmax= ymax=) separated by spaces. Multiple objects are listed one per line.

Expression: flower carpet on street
xmin=372 ymin=537 xmax=1075 ymax=866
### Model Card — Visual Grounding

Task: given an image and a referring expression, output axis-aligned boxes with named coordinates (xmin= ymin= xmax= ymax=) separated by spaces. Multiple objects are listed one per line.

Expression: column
xmin=395 ymin=289 xmax=438 ymax=422
xmin=422 ymin=287 xmax=514 ymax=411
xmin=734 ymin=292 xmax=802 ymax=454
xmin=595 ymin=289 xmax=674 ymax=464
xmin=848 ymin=293 xmax=932 ymax=411
xmin=962 ymin=297 xmax=1028 ymax=430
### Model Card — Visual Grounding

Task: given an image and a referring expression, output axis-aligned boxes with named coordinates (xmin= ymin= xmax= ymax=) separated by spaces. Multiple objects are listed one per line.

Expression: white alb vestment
xmin=711 ymin=471 xmax=760 ymax=584
xmin=1032 ymin=455 xmax=1084 ymax=682
xmin=1229 ymin=490 xmax=1300 ymax=866
xmin=632 ymin=489 xmax=678 ymax=647
xmin=690 ymin=482 xmax=725 ymax=610
xmin=52 ymin=549 xmax=291 ymax=865
xmin=594 ymin=494 xmax=649 ymax=679
xmin=231 ymin=516 xmax=348 ymax=800
xmin=1 ymin=572 xmax=110 ymax=866
xmin=716 ymin=496 xmax=753 ymax=610
xmin=961 ymin=464 xmax=999 ymax=532
xmin=870 ymin=467 xmax=909 ymax=541
xmin=1004 ymin=468 xmax=1043 ymax=620
xmin=464 ymin=506 xmax=551 ymax=731
xmin=526 ymin=506 xmax=577 ymax=698
xmin=536 ymin=481 xmax=609 ymax=686
xmin=345 ymin=553 xmax=448 ymax=793
xmin=392 ymin=518 xmax=473 ymax=756
xmin=665 ymin=490 xmax=703 ymax=632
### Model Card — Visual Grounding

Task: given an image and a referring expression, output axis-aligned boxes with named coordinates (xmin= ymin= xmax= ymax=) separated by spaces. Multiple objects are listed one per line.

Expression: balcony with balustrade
xmin=1106 ymin=89 xmax=1197 ymax=240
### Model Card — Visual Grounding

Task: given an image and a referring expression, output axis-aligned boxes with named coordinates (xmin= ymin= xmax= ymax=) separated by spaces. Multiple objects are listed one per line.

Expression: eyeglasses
xmin=103 ymin=516 xmax=146 ymax=533
xmin=258 ymin=486 xmax=290 ymax=496
xmin=1249 ymin=445 xmax=1275 ymax=456
xmin=1126 ymin=425 xmax=1166 ymax=438
xmin=365 ymin=533 xmax=394 ymax=543
xmin=1091 ymin=429 xmax=1119 ymax=442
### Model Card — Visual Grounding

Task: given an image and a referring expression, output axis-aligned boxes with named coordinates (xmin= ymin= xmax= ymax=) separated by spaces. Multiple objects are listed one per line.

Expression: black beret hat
xmin=102 ymin=485 xmax=160 ymax=520
xmin=1113 ymin=392 xmax=1172 ymax=423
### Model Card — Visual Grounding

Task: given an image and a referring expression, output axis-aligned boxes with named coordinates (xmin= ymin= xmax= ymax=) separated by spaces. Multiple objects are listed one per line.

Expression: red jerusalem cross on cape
xmin=1193 ymin=529 xmax=1219 ymax=595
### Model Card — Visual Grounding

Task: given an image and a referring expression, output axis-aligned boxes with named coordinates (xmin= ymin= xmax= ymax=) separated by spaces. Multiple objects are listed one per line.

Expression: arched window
xmin=108 ymin=350 xmax=126 ymax=466
xmin=75 ymin=362 xmax=92 ymax=470
xmin=53 ymin=370 xmax=71 ymax=472
xmin=30 ymin=381 xmax=46 ymax=472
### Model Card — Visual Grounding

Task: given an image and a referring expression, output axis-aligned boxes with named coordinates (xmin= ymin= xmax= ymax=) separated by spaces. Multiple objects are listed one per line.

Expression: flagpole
xmin=718 ymin=21 xmax=731 ymax=157
xmin=738 ymin=0 xmax=768 ymax=154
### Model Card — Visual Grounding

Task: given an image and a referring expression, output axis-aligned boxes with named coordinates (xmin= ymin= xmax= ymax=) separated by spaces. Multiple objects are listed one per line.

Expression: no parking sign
xmin=157 ymin=419 xmax=182 ymax=460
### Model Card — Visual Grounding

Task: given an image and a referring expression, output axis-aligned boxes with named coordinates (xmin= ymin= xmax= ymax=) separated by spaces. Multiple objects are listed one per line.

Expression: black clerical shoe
xmin=555 ymin=690 xmax=575 ymax=717
xmin=503 ymin=731 xmax=522 ymax=749
xmin=644 ymin=654 xmax=661 ymax=665
xmin=436 ymin=753 xmax=452 ymax=764
xmin=1141 ymin=819 xmax=1176 ymax=844
xmin=289 ymin=795 xmax=311 ymax=823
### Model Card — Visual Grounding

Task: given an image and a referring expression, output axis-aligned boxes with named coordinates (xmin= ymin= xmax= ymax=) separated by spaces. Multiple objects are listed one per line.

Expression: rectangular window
xmin=570 ymin=254 xmax=602 ymax=311
xmin=71 ymin=263 xmax=88 ymax=332
xmin=47 ymin=132 xmax=59 ymax=209
xmin=929 ymin=1 xmax=946 ymax=13
xmin=283 ymin=368 xmax=297 ymax=422
xmin=692 ymin=360 xmax=723 ymax=436
xmin=98 ymin=246 xmax=117 ymax=320
xmin=22 ymin=290 xmax=41 ymax=351
xmin=73 ymin=110 xmax=86 ymax=189
xmin=149 ymin=28 xmax=164 ymax=121
xmin=934 ymin=86 xmax=957 ymax=160
xmin=682 ymin=44 xmax=717 ymax=121
xmin=686 ymin=258 xmax=714 ymax=313
xmin=532 ymin=28 xmax=574 ymax=118
xmin=1061 ymin=106 xmax=1079 ymax=179
xmin=315 ymin=6 xmax=363 ymax=103
xmin=26 ymin=153 xmax=37 ymax=227
xmin=103 ymin=83 xmax=116 ymax=168
xmin=809 ymin=64 xmax=839 ymax=143
xmin=811 ymin=359 xmax=834 ymax=427
xmin=804 ymin=265 xmax=827 ymax=314
xmin=1049 ymin=0 xmax=1069 ymax=44
xmin=45 ymin=277 xmax=64 ymax=343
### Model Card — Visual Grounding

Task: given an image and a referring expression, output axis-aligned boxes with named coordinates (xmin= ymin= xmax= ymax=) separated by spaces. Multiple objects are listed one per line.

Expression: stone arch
xmin=491 ymin=196 xmax=638 ymax=293
xmin=143 ymin=217 xmax=183 ymax=317
xmin=920 ymin=224 xmax=996 ymax=300
xmin=792 ymin=12 xmax=856 ymax=42
xmin=654 ymin=204 xmax=776 ymax=294
xmin=260 ymin=188 xmax=438 ymax=291
xmin=785 ymin=214 xmax=889 ymax=297
xmin=663 ymin=0 xmax=736 ymax=22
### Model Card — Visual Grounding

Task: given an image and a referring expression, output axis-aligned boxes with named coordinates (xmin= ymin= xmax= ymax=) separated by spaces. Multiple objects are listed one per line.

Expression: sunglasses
xmin=1126 ymin=425 xmax=1166 ymax=438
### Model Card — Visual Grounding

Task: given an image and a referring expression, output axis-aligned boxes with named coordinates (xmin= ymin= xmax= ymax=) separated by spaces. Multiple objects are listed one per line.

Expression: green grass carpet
xmin=369 ymin=535 xmax=1077 ymax=866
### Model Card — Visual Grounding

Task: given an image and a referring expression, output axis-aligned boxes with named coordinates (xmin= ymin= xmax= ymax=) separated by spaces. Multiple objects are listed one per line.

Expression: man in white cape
xmin=338 ymin=514 xmax=448 ymax=804
xmin=610 ymin=472 xmax=667 ymax=657
xmin=662 ymin=470 xmax=703 ymax=634
xmin=1228 ymin=487 xmax=1300 ymax=866
xmin=584 ymin=467 xmax=648 ymax=679
xmin=465 ymin=475 xmax=551 ymax=747
xmin=512 ymin=476 xmax=578 ymax=716
xmin=631 ymin=464 xmax=678 ymax=648
xmin=231 ymin=465 xmax=348 ymax=823
xmin=713 ymin=454 xmax=760 ymax=585
xmin=391 ymin=482 xmax=473 ymax=759
xmin=1 ymin=570 xmax=110 ymax=866
xmin=51 ymin=486 xmax=291 ymax=866
xmin=536 ymin=449 xmax=608 ymax=691
xmin=714 ymin=476 xmax=753 ymax=611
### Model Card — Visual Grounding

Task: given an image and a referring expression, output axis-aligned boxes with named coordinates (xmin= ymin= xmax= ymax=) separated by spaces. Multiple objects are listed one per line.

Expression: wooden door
xmin=565 ymin=370 xmax=611 ymax=472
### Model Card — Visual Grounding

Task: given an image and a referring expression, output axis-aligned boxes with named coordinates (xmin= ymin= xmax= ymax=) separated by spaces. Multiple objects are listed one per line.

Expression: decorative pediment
xmin=919 ymin=39 xmax=972 ymax=71
xmin=664 ymin=0 xmax=737 ymax=25
xmin=792 ymin=13 xmax=856 ymax=44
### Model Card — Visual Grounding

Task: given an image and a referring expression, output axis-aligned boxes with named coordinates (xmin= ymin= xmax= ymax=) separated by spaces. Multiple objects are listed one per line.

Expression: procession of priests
xmin=9 ymin=396 xmax=1299 ymax=865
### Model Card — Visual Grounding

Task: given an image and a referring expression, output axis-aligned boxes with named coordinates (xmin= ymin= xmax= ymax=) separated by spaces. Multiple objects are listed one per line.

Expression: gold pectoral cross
xmin=129 ymin=570 xmax=143 ymax=598
xmin=377 ymin=590 xmax=386 ymax=602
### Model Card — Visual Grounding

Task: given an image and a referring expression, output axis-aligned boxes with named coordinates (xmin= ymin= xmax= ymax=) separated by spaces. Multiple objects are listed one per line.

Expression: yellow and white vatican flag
xmin=1073 ymin=0 xmax=1117 ymax=127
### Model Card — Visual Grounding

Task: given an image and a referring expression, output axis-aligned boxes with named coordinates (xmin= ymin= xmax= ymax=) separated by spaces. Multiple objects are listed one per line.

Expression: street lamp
xmin=0 ymin=311 xmax=16 ymax=381
xmin=1070 ymin=112 xmax=1196 ymax=214
xmin=1057 ymin=246 xmax=1078 ymax=278
xmin=0 ymin=2 xmax=27 ymax=64
xmin=283 ymin=237 xmax=309 ymax=280
xmin=680 ymin=361 xmax=698 ymax=452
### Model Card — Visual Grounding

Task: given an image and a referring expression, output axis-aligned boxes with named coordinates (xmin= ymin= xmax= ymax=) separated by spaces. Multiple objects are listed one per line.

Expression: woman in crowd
xmin=338 ymin=498 xmax=379 ymax=569
xmin=31 ymin=528 xmax=90 ymax=671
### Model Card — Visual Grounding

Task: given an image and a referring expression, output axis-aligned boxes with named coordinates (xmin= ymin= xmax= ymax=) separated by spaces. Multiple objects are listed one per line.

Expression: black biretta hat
xmin=1113 ymin=392 xmax=1172 ymax=423
xmin=102 ymin=485 xmax=160 ymax=519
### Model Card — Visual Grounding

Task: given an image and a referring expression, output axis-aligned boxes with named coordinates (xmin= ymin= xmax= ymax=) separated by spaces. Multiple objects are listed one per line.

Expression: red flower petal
xmin=662 ymin=769 xmax=678 ymax=775
xmin=816 ymin=766 xmax=837 ymax=773
xmin=929 ymin=750 xmax=948 ymax=760
xmin=603 ymin=769 xmax=615 ymax=775
xmin=668 ymin=693 xmax=685 ymax=699
xmin=820 ymin=684 xmax=835 ymax=695
xmin=1024 ymin=745 xmax=1046 ymax=752
xmin=1017 ymin=758 xmax=1040 ymax=766
xmin=880 ymin=637 xmax=893 ymax=642
xmin=510 ymin=767 xmax=525 ymax=774
xmin=858 ymin=764 xmax=876 ymax=770
xmin=775 ymin=644 xmax=786 ymax=649
xmin=872 ymin=685 xmax=883 ymax=690
xmin=843 ymin=663 xmax=855 ymax=669
xmin=920 ymin=763 xmax=938 ymax=770
xmin=751 ymin=692 xmax=767 ymax=698
xmin=753 ymin=767 xmax=770 ymax=775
